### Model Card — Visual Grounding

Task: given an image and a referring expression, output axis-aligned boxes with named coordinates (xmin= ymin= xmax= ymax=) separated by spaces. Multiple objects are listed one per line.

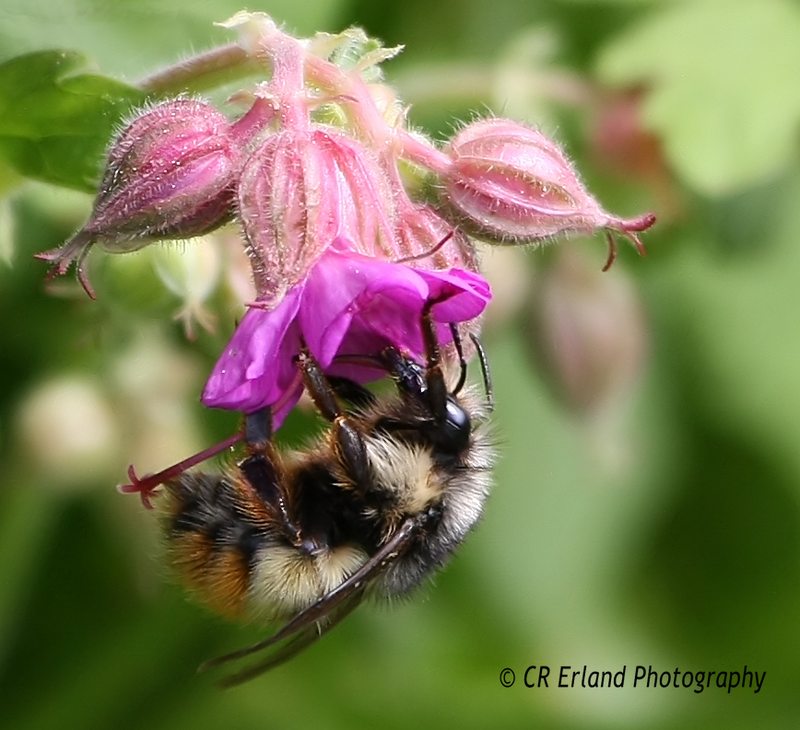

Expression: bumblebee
xmin=162 ymin=308 xmax=496 ymax=685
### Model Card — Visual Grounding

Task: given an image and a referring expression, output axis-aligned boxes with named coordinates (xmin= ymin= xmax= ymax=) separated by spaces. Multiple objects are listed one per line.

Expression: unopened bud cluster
xmin=40 ymin=13 xmax=653 ymax=301
xmin=38 ymin=11 xmax=655 ymax=447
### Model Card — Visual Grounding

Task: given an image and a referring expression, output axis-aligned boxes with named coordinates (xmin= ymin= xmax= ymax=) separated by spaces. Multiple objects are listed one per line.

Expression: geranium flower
xmin=202 ymin=241 xmax=491 ymax=426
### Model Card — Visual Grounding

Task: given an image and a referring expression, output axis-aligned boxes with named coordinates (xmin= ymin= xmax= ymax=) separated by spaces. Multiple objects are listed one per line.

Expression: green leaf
xmin=0 ymin=484 xmax=59 ymax=667
xmin=596 ymin=0 xmax=800 ymax=195
xmin=0 ymin=51 xmax=144 ymax=191
xmin=650 ymin=171 xmax=800 ymax=493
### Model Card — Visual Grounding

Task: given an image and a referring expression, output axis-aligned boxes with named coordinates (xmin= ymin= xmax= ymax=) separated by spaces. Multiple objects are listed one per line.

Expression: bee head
xmin=378 ymin=310 xmax=492 ymax=458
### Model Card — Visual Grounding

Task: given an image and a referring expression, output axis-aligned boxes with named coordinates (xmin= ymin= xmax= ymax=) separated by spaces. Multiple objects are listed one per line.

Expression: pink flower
xmin=202 ymin=242 xmax=491 ymax=425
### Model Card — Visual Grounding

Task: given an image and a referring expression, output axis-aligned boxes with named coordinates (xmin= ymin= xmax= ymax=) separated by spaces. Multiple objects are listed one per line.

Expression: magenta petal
xmin=332 ymin=265 xmax=491 ymax=364
xmin=268 ymin=370 xmax=305 ymax=429
xmin=298 ymin=247 xmax=429 ymax=364
xmin=202 ymin=245 xmax=493 ymax=425
xmin=202 ymin=285 xmax=304 ymax=412
xmin=418 ymin=267 xmax=493 ymax=322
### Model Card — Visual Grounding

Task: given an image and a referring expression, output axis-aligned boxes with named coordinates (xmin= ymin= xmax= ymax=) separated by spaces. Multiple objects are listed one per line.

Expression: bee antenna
xmin=468 ymin=333 xmax=494 ymax=411
xmin=448 ymin=323 xmax=468 ymax=396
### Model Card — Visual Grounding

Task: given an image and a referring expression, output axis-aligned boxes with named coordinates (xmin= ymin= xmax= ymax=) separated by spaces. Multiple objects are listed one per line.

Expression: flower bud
xmin=239 ymin=128 xmax=395 ymax=306
xmin=37 ymin=98 xmax=240 ymax=297
xmin=526 ymin=247 xmax=647 ymax=414
xmin=152 ymin=241 xmax=223 ymax=338
xmin=441 ymin=118 xmax=655 ymax=270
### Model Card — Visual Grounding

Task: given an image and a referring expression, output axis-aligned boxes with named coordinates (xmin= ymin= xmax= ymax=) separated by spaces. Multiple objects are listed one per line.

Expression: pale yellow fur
xmin=248 ymin=543 xmax=368 ymax=618
xmin=365 ymin=437 xmax=440 ymax=513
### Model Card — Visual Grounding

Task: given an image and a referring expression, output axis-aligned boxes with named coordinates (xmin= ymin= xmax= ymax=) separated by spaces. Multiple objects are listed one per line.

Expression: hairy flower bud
xmin=441 ymin=118 xmax=655 ymax=270
xmin=38 ymin=98 xmax=240 ymax=297
xmin=239 ymin=128 xmax=396 ymax=306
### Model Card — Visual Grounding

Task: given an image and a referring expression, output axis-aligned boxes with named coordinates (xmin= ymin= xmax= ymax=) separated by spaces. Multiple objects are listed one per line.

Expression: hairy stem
xmin=138 ymin=43 xmax=261 ymax=96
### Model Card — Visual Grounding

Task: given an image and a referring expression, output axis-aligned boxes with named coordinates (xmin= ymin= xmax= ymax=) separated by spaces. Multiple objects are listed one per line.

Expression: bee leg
xmin=238 ymin=449 xmax=303 ymax=547
xmin=243 ymin=407 xmax=272 ymax=452
xmin=235 ymin=407 xmax=304 ymax=546
xmin=379 ymin=304 xmax=449 ymax=415
xmin=381 ymin=307 xmax=473 ymax=421
xmin=295 ymin=351 xmax=373 ymax=491
xmin=380 ymin=346 xmax=426 ymax=397
xmin=467 ymin=331 xmax=494 ymax=410
xmin=326 ymin=376 xmax=377 ymax=410
xmin=448 ymin=323 xmax=468 ymax=395
xmin=411 ymin=304 xmax=450 ymax=420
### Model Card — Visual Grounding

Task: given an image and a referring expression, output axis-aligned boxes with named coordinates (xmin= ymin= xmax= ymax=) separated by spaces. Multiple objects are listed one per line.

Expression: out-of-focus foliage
xmin=0 ymin=0 xmax=339 ymax=77
xmin=597 ymin=0 xmax=800 ymax=195
xmin=2 ymin=1 xmax=799 ymax=729
xmin=0 ymin=51 xmax=144 ymax=191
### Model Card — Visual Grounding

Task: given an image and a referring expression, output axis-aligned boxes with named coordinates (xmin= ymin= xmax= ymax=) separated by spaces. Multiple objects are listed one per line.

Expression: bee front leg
xmin=295 ymin=351 xmax=373 ymax=491
xmin=380 ymin=307 xmax=449 ymax=416
xmin=419 ymin=306 xmax=449 ymax=417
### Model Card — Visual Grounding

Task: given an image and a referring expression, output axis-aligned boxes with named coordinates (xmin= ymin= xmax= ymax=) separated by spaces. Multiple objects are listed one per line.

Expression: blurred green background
xmin=2 ymin=0 xmax=799 ymax=728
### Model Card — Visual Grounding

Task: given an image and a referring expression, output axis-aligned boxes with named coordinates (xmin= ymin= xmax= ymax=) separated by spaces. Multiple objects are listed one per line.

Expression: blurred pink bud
xmin=527 ymin=248 xmax=647 ymax=414
xmin=590 ymin=88 xmax=682 ymax=221
xmin=37 ymin=98 xmax=241 ymax=297
xmin=239 ymin=128 xmax=396 ymax=306
xmin=442 ymin=118 xmax=655 ymax=270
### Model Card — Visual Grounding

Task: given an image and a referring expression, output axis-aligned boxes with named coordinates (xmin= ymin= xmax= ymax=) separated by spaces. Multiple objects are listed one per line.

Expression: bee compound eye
xmin=438 ymin=398 xmax=471 ymax=454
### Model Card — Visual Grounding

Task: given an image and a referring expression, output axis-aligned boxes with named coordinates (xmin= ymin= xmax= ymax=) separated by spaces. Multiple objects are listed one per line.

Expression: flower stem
xmin=138 ymin=43 xmax=261 ymax=96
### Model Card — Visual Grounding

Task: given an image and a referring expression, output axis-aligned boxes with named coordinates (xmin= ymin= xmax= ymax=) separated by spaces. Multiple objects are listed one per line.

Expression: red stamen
xmin=395 ymin=230 xmax=455 ymax=264
xmin=118 ymin=432 xmax=243 ymax=509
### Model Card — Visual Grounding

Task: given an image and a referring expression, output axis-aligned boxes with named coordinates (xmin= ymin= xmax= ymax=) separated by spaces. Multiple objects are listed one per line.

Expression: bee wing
xmin=214 ymin=590 xmax=366 ymax=687
xmin=200 ymin=517 xmax=418 ymax=683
